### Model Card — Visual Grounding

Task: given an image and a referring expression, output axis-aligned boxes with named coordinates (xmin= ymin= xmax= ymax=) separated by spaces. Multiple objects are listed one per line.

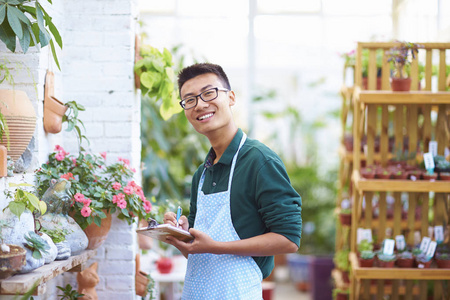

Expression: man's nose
xmin=194 ymin=97 xmax=209 ymax=110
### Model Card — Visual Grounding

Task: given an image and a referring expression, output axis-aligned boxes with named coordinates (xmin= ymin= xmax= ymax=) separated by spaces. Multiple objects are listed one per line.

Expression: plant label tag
xmin=445 ymin=147 xmax=450 ymax=158
xmin=434 ymin=226 xmax=444 ymax=244
xmin=383 ymin=239 xmax=395 ymax=255
xmin=357 ymin=228 xmax=372 ymax=244
xmin=419 ymin=237 xmax=431 ymax=253
xmin=428 ymin=141 xmax=438 ymax=157
xmin=395 ymin=235 xmax=406 ymax=251
xmin=423 ymin=152 xmax=434 ymax=171
xmin=426 ymin=241 xmax=437 ymax=258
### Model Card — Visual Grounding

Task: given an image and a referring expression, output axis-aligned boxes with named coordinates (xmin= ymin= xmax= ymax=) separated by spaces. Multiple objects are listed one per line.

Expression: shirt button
xmin=212 ymin=182 xmax=216 ymax=186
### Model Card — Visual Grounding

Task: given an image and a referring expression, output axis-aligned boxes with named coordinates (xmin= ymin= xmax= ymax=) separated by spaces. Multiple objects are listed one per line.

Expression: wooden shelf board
xmin=350 ymin=252 xmax=450 ymax=280
xmin=0 ymin=250 xmax=96 ymax=295
xmin=360 ymin=282 xmax=420 ymax=296
xmin=358 ymin=91 xmax=450 ymax=104
xmin=338 ymin=145 xmax=394 ymax=162
xmin=352 ymin=170 xmax=450 ymax=193
xmin=358 ymin=218 xmax=422 ymax=230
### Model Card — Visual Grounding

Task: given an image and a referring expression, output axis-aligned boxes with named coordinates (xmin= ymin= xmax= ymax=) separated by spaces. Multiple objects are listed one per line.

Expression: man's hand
xmin=163 ymin=211 xmax=189 ymax=231
xmin=166 ymin=228 xmax=218 ymax=256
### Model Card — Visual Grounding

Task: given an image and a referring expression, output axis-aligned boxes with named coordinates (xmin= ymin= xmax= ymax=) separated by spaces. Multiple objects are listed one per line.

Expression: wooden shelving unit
xmin=0 ymin=250 xmax=96 ymax=295
xmin=348 ymin=42 xmax=450 ymax=300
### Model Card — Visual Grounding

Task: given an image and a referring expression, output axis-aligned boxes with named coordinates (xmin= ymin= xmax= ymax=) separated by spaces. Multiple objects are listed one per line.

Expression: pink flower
xmin=60 ymin=172 xmax=75 ymax=180
xmin=143 ymin=200 xmax=152 ymax=213
xmin=83 ymin=198 xmax=92 ymax=206
xmin=74 ymin=193 xmax=85 ymax=202
xmin=117 ymin=199 xmax=127 ymax=209
xmin=71 ymin=157 xmax=77 ymax=166
xmin=81 ymin=206 xmax=91 ymax=217
xmin=112 ymin=193 xmax=125 ymax=204
xmin=131 ymin=167 xmax=136 ymax=173
xmin=55 ymin=152 xmax=65 ymax=161
xmin=112 ymin=182 xmax=121 ymax=190
xmin=54 ymin=145 xmax=63 ymax=152
xmin=123 ymin=186 xmax=134 ymax=195
xmin=100 ymin=152 xmax=107 ymax=159
xmin=118 ymin=157 xmax=130 ymax=166
xmin=128 ymin=181 xmax=137 ymax=187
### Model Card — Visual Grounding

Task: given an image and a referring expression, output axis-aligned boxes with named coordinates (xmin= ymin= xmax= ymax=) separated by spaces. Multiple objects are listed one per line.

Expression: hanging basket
xmin=44 ymin=96 xmax=68 ymax=134
xmin=0 ymin=89 xmax=37 ymax=162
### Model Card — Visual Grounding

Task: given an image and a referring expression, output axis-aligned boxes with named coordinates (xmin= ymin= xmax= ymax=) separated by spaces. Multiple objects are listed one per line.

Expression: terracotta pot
xmin=83 ymin=211 xmax=112 ymax=249
xmin=0 ymin=245 xmax=26 ymax=279
xmin=336 ymin=292 xmax=349 ymax=300
xmin=393 ymin=172 xmax=408 ymax=180
xmin=422 ymin=173 xmax=438 ymax=181
xmin=439 ymin=172 xmax=450 ymax=181
xmin=339 ymin=213 xmax=351 ymax=226
xmin=391 ymin=77 xmax=411 ymax=91
xmin=435 ymin=259 xmax=450 ymax=268
xmin=358 ymin=257 xmax=375 ymax=268
xmin=376 ymin=172 xmax=392 ymax=179
xmin=135 ymin=254 xmax=149 ymax=297
xmin=408 ymin=170 xmax=423 ymax=181
xmin=361 ymin=167 xmax=375 ymax=179
xmin=0 ymin=89 xmax=37 ymax=162
xmin=156 ymin=257 xmax=173 ymax=274
xmin=397 ymin=258 xmax=414 ymax=268
xmin=415 ymin=259 xmax=432 ymax=269
xmin=44 ymin=96 xmax=68 ymax=134
xmin=378 ymin=260 xmax=396 ymax=268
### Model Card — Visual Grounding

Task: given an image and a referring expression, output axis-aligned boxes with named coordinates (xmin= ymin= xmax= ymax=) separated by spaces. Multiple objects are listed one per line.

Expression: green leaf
xmin=18 ymin=21 xmax=30 ymax=53
xmin=49 ymin=39 xmax=61 ymax=70
xmin=5 ymin=0 xmax=21 ymax=5
xmin=0 ymin=21 xmax=16 ymax=51
xmin=35 ymin=3 xmax=50 ymax=47
xmin=47 ymin=20 xmax=61 ymax=48
xmin=24 ymin=191 xmax=40 ymax=211
xmin=140 ymin=72 xmax=157 ymax=90
xmin=38 ymin=200 xmax=47 ymax=215
xmin=0 ymin=4 xmax=6 ymax=24
xmin=8 ymin=201 xmax=25 ymax=219
xmin=6 ymin=5 xmax=23 ymax=39
xmin=32 ymin=249 xmax=42 ymax=260
xmin=93 ymin=216 xmax=101 ymax=227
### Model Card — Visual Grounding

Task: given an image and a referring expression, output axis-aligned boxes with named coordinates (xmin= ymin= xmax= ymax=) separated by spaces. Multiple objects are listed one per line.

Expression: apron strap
xmin=228 ymin=133 xmax=247 ymax=190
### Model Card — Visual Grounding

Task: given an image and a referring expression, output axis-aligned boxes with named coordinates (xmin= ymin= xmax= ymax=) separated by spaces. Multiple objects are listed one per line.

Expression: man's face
xmin=180 ymin=73 xmax=235 ymax=136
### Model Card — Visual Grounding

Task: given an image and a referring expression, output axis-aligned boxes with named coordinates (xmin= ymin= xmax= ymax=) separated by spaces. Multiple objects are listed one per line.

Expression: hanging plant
xmin=0 ymin=0 xmax=63 ymax=70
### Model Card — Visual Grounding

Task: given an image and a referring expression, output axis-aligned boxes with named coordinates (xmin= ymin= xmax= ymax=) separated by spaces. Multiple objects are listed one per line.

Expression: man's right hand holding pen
xmin=163 ymin=210 xmax=189 ymax=231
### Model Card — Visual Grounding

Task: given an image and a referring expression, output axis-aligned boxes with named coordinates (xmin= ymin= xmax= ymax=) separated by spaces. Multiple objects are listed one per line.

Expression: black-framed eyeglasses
xmin=179 ymin=87 xmax=229 ymax=110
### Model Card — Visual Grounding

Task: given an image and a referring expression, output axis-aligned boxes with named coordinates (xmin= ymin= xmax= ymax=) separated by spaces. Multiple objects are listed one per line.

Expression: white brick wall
xmin=0 ymin=0 xmax=140 ymax=299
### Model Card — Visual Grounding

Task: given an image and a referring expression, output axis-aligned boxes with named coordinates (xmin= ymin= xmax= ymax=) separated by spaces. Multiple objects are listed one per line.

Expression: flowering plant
xmin=35 ymin=145 xmax=152 ymax=229
xmin=386 ymin=41 xmax=423 ymax=79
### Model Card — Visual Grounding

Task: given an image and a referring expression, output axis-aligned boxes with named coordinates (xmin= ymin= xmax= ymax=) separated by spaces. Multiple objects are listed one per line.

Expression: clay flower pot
xmin=376 ymin=171 xmax=392 ymax=179
xmin=0 ymin=89 xmax=37 ymax=162
xmin=391 ymin=77 xmax=411 ymax=91
xmin=397 ymin=257 xmax=414 ymax=268
xmin=439 ymin=172 xmax=450 ymax=181
xmin=422 ymin=172 xmax=438 ymax=181
xmin=44 ymin=96 xmax=68 ymax=134
xmin=358 ymin=257 xmax=375 ymax=268
xmin=0 ymin=245 xmax=26 ymax=279
xmin=361 ymin=167 xmax=375 ymax=179
xmin=408 ymin=170 xmax=423 ymax=181
xmin=339 ymin=212 xmax=351 ymax=226
xmin=83 ymin=211 xmax=112 ymax=250
xmin=435 ymin=253 xmax=450 ymax=268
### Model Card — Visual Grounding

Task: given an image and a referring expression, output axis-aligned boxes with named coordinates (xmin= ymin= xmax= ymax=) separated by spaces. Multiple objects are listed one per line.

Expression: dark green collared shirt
xmin=188 ymin=129 xmax=302 ymax=279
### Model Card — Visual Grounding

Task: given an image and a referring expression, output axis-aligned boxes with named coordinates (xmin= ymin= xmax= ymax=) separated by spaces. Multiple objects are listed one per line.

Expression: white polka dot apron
xmin=182 ymin=133 xmax=263 ymax=300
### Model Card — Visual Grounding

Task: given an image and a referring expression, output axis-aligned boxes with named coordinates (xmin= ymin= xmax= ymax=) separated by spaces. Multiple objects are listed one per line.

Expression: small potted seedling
xmin=413 ymin=249 xmax=432 ymax=268
xmin=359 ymin=250 xmax=376 ymax=267
xmin=422 ymin=170 xmax=438 ymax=181
xmin=393 ymin=169 xmax=408 ymax=180
xmin=396 ymin=250 xmax=414 ymax=268
xmin=334 ymin=249 xmax=350 ymax=283
xmin=333 ymin=288 xmax=349 ymax=300
xmin=377 ymin=253 xmax=397 ymax=268
xmin=376 ymin=169 xmax=392 ymax=180
xmin=360 ymin=166 xmax=376 ymax=179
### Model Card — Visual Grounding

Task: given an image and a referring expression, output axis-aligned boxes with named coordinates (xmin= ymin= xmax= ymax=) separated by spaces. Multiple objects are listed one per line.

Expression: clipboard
xmin=136 ymin=224 xmax=194 ymax=243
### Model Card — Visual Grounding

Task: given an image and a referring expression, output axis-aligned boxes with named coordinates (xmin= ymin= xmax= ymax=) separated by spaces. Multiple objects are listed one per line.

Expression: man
xmin=164 ymin=63 xmax=302 ymax=299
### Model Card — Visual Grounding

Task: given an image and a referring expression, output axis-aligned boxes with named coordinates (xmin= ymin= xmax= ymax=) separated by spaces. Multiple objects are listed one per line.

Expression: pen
xmin=176 ymin=206 xmax=182 ymax=228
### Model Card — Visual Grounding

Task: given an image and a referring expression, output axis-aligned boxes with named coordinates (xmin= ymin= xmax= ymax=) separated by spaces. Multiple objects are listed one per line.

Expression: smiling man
xmin=163 ymin=63 xmax=302 ymax=299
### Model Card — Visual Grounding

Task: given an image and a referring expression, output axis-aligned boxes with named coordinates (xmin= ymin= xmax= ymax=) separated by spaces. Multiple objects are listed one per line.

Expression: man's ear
xmin=228 ymin=91 xmax=236 ymax=107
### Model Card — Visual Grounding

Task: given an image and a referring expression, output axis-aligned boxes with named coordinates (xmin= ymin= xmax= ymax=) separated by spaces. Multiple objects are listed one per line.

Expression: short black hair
xmin=177 ymin=63 xmax=231 ymax=97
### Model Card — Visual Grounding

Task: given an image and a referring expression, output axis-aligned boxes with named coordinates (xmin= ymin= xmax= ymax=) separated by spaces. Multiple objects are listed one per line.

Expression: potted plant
xmin=333 ymin=288 xmax=349 ymax=300
xmin=358 ymin=250 xmax=376 ymax=267
xmin=377 ymin=253 xmax=397 ymax=268
xmin=435 ymin=253 xmax=450 ymax=268
xmin=439 ymin=172 xmax=450 ymax=181
xmin=360 ymin=166 xmax=375 ymax=179
xmin=414 ymin=252 xmax=432 ymax=269
xmin=408 ymin=169 xmax=423 ymax=181
xmin=422 ymin=171 xmax=438 ymax=181
xmin=396 ymin=250 xmax=414 ymax=268
xmin=0 ymin=220 xmax=27 ymax=279
xmin=0 ymin=0 xmax=62 ymax=69
xmin=35 ymin=146 xmax=153 ymax=249
xmin=57 ymin=284 xmax=85 ymax=300
xmin=386 ymin=41 xmax=423 ymax=91
xmin=334 ymin=249 xmax=350 ymax=283
xmin=361 ymin=49 xmax=383 ymax=90
xmin=392 ymin=169 xmax=408 ymax=180
xmin=376 ymin=169 xmax=392 ymax=180
xmin=339 ymin=208 xmax=352 ymax=226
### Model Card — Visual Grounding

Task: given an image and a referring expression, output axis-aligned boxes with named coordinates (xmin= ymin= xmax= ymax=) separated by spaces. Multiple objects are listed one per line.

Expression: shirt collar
xmin=204 ymin=128 xmax=243 ymax=168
